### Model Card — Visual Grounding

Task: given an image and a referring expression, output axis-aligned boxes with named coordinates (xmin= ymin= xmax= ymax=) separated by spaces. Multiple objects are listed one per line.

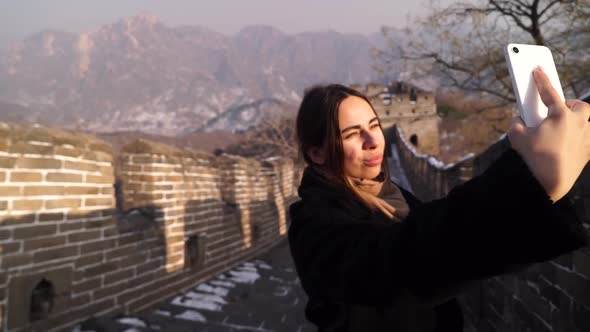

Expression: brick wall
xmin=393 ymin=125 xmax=590 ymax=331
xmin=0 ymin=123 xmax=300 ymax=332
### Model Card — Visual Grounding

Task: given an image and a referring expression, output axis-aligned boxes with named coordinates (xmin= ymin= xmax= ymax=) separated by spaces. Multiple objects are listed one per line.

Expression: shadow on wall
xmin=3 ymin=191 xmax=295 ymax=331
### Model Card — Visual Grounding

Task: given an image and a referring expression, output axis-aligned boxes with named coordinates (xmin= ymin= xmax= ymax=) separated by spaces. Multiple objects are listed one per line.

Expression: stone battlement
xmin=0 ymin=123 xmax=301 ymax=332
xmin=393 ymin=125 xmax=590 ymax=332
xmin=350 ymin=82 xmax=439 ymax=156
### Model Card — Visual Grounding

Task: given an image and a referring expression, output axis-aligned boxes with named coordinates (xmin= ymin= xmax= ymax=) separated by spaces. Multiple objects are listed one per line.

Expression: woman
xmin=288 ymin=67 xmax=590 ymax=331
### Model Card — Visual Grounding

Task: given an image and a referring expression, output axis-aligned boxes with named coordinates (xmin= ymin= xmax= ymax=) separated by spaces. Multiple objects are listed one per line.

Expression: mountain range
xmin=0 ymin=14 xmax=392 ymax=135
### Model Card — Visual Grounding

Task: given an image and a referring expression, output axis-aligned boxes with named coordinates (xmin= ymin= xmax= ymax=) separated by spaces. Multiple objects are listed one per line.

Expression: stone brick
xmin=68 ymin=230 xmax=101 ymax=243
xmin=46 ymin=172 xmax=83 ymax=182
xmin=12 ymin=199 xmax=43 ymax=210
xmin=105 ymin=244 xmax=137 ymax=260
xmin=144 ymin=184 xmax=174 ymax=191
xmin=0 ymin=213 xmax=35 ymax=226
xmin=59 ymin=221 xmax=84 ymax=233
xmin=0 ymin=157 xmax=17 ymax=168
xmin=104 ymin=267 xmax=134 ymax=286
xmin=84 ymin=197 xmax=113 ymax=207
xmin=9 ymin=172 xmax=43 ymax=182
xmin=9 ymin=142 xmax=54 ymax=155
xmin=23 ymin=235 xmax=67 ymax=251
xmin=1 ymin=242 xmax=21 ymax=255
xmin=75 ymin=252 xmax=103 ymax=269
xmin=86 ymin=174 xmax=114 ymax=184
xmin=15 ymin=157 xmax=61 ymax=169
xmin=33 ymin=244 xmax=79 ymax=262
xmin=83 ymin=261 xmax=120 ymax=279
xmin=120 ymin=165 xmax=142 ymax=173
xmin=93 ymin=278 xmax=129 ymax=300
xmin=80 ymin=239 xmax=117 ymax=254
xmin=64 ymin=186 xmax=100 ymax=195
xmin=45 ymin=198 xmax=82 ymax=209
xmin=13 ymin=224 xmax=57 ymax=239
xmin=1 ymin=253 xmax=33 ymax=269
xmin=101 ymin=187 xmax=115 ymax=195
xmin=136 ymin=259 xmax=163 ymax=275
xmin=0 ymin=171 xmax=5 ymax=182
xmin=131 ymin=156 xmax=157 ymax=164
xmin=0 ymin=136 xmax=8 ymax=151
xmin=0 ymin=229 xmax=11 ymax=240
xmin=0 ymin=186 xmax=20 ymax=196
xmin=130 ymin=174 xmax=165 ymax=182
xmin=117 ymin=233 xmax=143 ymax=247
xmin=165 ymin=175 xmax=183 ymax=182
xmin=54 ymin=146 xmax=83 ymax=158
xmin=38 ymin=212 xmax=65 ymax=222
xmin=28 ymin=298 xmax=114 ymax=332
xmin=102 ymin=226 xmax=118 ymax=238
xmin=83 ymin=217 xmax=115 ymax=229
xmin=71 ymin=276 xmax=102 ymax=295
xmin=117 ymin=252 xmax=148 ymax=269
xmin=143 ymin=165 xmax=174 ymax=173
xmin=67 ymin=209 xmax=102 ymax=221
xmin=23 ymin=185 xmax=64 ymax=196
xmin=64 ymin=160 xmax=100 ymax=172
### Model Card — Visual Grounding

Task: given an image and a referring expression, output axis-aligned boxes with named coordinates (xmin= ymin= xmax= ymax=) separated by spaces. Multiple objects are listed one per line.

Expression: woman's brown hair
xmin=296 ymin=84 xmax=399 ymax=221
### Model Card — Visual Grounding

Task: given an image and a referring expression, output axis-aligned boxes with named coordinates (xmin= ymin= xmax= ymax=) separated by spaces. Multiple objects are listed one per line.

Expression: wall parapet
xmin=393 ymin=124 xmax=590 ymax=332
xmin=0 ymin=124 xmax=300 ymax=332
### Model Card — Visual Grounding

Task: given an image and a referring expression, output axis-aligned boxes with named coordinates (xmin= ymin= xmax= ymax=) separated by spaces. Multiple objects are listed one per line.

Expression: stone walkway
xmin=74 ymin=239 xmax=315 ymax=332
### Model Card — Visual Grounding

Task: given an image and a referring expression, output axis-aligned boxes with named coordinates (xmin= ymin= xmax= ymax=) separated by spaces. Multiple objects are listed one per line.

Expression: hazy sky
xmin=0 ymin=0 xmax=448 ymax=49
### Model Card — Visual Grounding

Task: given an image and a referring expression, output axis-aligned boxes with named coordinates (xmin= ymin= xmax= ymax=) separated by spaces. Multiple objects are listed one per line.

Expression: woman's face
xmin=338 ymin=96 xmax=385 ymax=180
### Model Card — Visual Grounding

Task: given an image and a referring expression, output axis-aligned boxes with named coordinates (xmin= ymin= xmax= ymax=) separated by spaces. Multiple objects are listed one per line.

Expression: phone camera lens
xmin=512 ymin=47 xmax=519 ymax=53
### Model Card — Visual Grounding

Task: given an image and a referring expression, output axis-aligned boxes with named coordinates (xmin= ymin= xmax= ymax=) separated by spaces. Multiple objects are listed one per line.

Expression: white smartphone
xmin=504 ymin=43 xmax=565 ymax=127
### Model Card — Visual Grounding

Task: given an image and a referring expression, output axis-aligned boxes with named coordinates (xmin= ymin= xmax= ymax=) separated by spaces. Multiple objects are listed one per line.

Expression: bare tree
xmin=375 ymin=0 xmax=590 ymax=102
xmin=225 ymin=112 xmax=298 ymax=160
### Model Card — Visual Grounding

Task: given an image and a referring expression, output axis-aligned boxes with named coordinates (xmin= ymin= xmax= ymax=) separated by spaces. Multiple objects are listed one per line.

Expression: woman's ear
xmin=308 ymin=147 xmax=326 ymax=165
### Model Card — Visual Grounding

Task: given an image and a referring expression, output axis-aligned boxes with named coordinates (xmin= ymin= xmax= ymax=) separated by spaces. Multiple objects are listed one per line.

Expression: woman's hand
xmin=507 ymin=67 xmax=590 ymax=202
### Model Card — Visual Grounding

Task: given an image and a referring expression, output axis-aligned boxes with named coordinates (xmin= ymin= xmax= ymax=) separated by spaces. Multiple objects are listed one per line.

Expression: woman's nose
xmin=362 ymin=131 xmax=379 ymax=149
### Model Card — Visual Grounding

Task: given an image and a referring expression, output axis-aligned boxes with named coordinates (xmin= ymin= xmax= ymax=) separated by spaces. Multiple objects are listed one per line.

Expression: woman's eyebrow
xmin=341 ymin=117 xmax=379 ymax=134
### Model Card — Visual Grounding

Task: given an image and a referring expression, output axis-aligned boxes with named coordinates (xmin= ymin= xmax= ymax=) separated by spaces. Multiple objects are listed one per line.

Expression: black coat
xmin=288 ymin=148 xmax=588 ymax=332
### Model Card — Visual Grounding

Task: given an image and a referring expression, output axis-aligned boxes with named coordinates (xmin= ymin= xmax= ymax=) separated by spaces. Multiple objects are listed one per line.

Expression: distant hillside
xmin=0 ymin=14 xmax=393 ymax=135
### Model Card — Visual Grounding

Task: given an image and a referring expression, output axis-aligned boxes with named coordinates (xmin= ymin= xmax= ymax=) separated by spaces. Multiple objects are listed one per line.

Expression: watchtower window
xmin=30 ymin=279 xmax=55 ymax=322
xmin=410 ymin=134 xmax=419 ymax=147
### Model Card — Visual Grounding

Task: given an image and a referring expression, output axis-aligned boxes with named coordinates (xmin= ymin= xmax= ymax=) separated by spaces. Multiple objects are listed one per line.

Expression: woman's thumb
xmin=508 ymin=116 xmax=527 ymax=142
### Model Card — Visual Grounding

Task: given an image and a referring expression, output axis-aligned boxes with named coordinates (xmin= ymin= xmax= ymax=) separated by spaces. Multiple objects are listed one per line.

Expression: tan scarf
xmin=350 ymin=173 xmax=410 ymax=222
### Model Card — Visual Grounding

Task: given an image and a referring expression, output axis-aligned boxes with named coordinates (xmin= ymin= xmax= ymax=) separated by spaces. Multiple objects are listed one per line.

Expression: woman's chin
xmin=360 ymin=170 xmax=382 ymax=181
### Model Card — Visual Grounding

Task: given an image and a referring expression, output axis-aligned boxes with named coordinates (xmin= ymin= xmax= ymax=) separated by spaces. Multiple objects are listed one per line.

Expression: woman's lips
xmin=364 ymin=155 xmax=383 ymax=167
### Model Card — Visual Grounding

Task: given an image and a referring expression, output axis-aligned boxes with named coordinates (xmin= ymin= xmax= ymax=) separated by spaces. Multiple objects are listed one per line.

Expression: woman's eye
xmin=344 ymin=132 xmax=358 ymax=139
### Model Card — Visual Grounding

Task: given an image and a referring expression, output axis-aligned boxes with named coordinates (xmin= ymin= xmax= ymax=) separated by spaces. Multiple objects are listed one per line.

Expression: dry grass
xmin=436 ymin=90 xmax=516 ymax=163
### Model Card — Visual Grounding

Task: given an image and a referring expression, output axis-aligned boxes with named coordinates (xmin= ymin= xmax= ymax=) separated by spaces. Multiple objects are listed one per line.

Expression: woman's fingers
xmin=509 ymin=116 xmax=527 ymax=135
xmin=570 ymin=100 xmax=590 ymax=122
xmin=565 ymin=99 xmax=578 ymax=108
xmin=533 ymin=67 xmax=563 ymax=110
xmin=507 ymin=116 xmax=528 ymax=148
